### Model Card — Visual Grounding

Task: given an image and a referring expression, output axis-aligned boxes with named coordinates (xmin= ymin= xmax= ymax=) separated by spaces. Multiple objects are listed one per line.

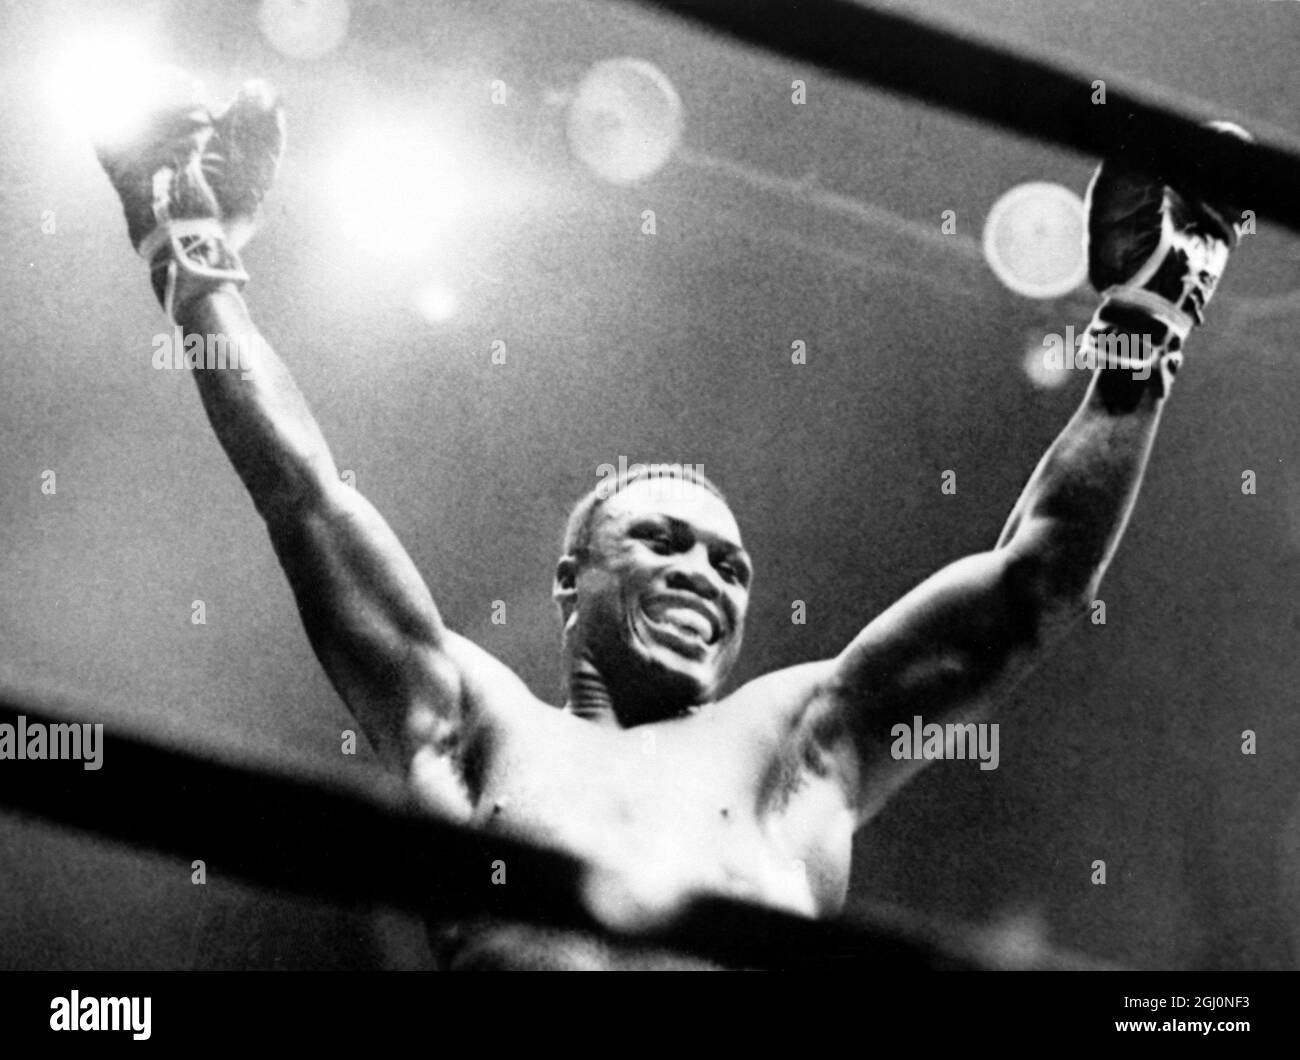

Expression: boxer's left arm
xmin=795 ymin=136 xmax=1249 ymax=824
xmin=799 ymin=361 xmax=1169 ymax=823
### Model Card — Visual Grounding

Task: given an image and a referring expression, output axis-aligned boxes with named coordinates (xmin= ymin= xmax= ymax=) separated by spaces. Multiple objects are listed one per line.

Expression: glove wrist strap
xmin=1083 ymin=296 xmax=1185 ymax=400
xmin=1095 ymin=285 xmax=1195 ymax=350
xmin=140 ymin=219 xmax=248 ymax=322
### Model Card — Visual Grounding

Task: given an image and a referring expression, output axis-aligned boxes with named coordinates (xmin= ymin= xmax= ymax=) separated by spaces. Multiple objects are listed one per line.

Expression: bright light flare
xmin=47 ymin=34 xmax=199 ymax=149
xmin=567 ymin=57 xmax=684 ymax=185
xmin=325 ymin=123 xmax=483 ymax=261
xmin=983 ymin=182 xmax=1087 ymax=300
xmin=413 ymin=280 xmax=460 ymax=324
xmin=259 ymin=0 xmax=350 ymax=61
xmin=1020 ymin=335 xmax=1071 ymax=391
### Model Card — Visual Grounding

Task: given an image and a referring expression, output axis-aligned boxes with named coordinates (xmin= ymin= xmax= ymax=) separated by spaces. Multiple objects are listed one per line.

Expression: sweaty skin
xmin=178 ymin=285 xmax=1174 ymax=969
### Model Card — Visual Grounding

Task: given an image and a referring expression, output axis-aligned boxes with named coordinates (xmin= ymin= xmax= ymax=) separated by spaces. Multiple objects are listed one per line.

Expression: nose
xmin=664 ymin=545 xmax=721 ymax=600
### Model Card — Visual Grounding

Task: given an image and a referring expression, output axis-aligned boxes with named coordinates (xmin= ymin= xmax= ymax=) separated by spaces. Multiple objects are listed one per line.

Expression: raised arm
xmin=178 ymin=287 xmax=499 ymax=771
xmin=95 ymin=81 xmax=522 ymax=776
xmin=818 ymin=350 xmax=1168 ymax=819
xmin=799 ymin=137 xmax=1247 ymax=822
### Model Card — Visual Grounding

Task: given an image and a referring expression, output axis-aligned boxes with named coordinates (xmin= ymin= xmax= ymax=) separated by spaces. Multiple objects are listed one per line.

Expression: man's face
xmin=570 ymin=479 xmax=751 ymax=706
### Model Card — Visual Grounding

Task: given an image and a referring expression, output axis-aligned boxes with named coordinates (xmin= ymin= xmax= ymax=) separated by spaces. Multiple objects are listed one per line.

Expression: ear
xmin=552 ymin=553 xmax=580 ymax=620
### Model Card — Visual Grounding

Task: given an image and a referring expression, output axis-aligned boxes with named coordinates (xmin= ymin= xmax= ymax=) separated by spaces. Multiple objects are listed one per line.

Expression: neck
xmin=561 ymin=652 xmax=703 ymax=728
xmin=564 ymin=663 xmax=618 ymax=724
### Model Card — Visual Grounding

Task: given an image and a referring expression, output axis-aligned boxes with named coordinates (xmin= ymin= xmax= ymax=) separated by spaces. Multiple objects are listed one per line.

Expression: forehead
xmin=597 ymin=479 xmax=743 ymax=545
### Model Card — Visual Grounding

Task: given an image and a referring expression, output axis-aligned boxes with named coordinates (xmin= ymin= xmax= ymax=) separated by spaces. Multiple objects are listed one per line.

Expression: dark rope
xmin=630 ymin=0 xmax=1300 ymax=233
xmin=0 ymin=684 xmax=988 ymax=969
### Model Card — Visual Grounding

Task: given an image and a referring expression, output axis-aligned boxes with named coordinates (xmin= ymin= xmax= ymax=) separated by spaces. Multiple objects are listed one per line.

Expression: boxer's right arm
xmin=176 ymin=286 xmax=500 ymax=771
xmin=96 ymin=82 xmax=511 ymax=768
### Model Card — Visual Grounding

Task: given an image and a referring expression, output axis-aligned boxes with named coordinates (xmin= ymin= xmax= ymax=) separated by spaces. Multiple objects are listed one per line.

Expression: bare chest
xmin=412 ymin=702 xmax=855 ymax=917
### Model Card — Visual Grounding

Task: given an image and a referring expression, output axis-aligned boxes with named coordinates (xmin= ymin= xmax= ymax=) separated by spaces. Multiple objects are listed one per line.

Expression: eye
xmin=634 ymin=526 xmax=673 ymax=552
xmin=713 ymin=553 xmax=749 ymax=585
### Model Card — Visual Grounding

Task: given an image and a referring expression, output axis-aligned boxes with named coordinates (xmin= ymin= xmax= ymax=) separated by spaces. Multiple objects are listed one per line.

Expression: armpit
xmin=408 ymin=741 xmax=475 ymax=823
xmin=760 ymin=688 xmax=863 ymax=814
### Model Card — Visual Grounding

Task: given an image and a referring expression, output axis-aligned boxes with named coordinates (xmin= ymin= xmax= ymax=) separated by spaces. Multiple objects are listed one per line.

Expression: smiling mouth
xmin=664 ymin=608 xmax=712 ymax=638
xmin=639 ymin=602 xmax=719 ymax=654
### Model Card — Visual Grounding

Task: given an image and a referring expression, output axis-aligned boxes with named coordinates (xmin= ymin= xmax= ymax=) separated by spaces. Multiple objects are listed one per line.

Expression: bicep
xmin=836 ymin=548 xmax=1042 ymax=710
xmin=818 ymin=545 xmax=1074 ymax=814
xmin=265 ymin=484 xmax=474 ymax=768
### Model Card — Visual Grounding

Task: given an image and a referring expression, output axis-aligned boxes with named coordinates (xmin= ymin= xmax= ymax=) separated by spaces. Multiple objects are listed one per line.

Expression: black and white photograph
xmin=0 ymin=0 xmax=1297 ymax=1037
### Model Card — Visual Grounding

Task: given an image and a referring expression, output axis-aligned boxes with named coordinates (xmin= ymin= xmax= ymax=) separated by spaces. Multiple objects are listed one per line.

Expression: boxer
xmin=95 ymin=80 xmax=1246 ymax=968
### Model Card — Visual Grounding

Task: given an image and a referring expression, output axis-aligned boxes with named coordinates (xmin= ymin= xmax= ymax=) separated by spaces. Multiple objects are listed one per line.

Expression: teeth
xmin=658 ymin=606 xmax=711 ymax=640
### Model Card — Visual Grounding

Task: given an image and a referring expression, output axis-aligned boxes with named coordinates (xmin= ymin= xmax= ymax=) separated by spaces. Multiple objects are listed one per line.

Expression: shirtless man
xmin=95 ymin=82 xmax=1245 ymax=969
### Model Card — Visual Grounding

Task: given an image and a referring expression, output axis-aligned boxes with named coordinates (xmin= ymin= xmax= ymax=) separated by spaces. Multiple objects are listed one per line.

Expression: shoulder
xmin=403 ymin=630 xmax=551 ymax=766
xmin=439 ymin=630 xmax=544 ymax=706
xmin=719 ymin=658 xmax=842 ymax=743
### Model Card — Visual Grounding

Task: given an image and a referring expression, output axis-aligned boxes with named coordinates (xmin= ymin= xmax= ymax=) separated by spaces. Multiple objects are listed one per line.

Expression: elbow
xmin=1002 ymin=514 xmax=1107 ymax=607
xmin=1035 ymin=557 xmax=1105 ymax=619
xmin=999 ymin=541 xmax=1098 ymax=640
xmin=255 ymin=467 xmax=349 ymax=529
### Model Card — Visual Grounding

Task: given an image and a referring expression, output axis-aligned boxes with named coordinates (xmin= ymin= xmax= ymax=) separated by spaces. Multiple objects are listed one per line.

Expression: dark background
xmin=1 ymin=0 xmax=1297 ymax=969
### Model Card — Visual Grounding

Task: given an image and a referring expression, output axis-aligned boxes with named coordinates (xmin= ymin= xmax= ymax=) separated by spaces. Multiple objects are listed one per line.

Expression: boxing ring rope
xmin=0 ymin=684 xmax=1027 ymax=969
xmin=629 ymin=0 xmax=1300 ymax=235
